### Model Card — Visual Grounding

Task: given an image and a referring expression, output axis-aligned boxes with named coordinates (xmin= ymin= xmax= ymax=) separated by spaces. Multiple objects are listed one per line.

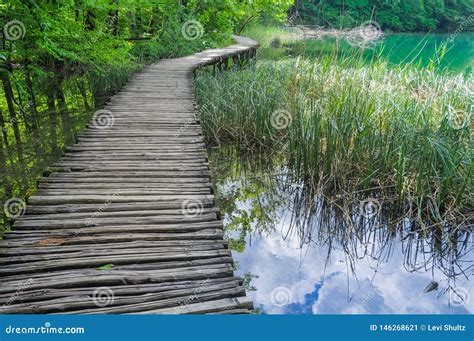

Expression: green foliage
xmin=196 ymin=54 xmax=473 ymax=225
xmin=0 ymin=0 xmax=294 ymax=231
xmin=96 ymin=264 xmax=114 ymax=270
xmin=295 ymin=0 xmax=474 ymax=32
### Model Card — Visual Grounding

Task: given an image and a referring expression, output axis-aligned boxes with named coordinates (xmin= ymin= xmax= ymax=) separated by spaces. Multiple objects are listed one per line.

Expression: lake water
xmin=209 ymin=147 xmax=473 ymax=315
xmin=208 ymin=32 xmax=473 ymax=314
xmin=278 ymin=32 xmax=473 ymax=74
xmin=376 ymin=33 xmax=473 ymax=73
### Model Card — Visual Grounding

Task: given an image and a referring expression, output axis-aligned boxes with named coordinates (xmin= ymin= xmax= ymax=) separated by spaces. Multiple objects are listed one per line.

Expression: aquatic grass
xmin=209 ymin=144 xmax=472 ymax=292
xmin=195 ymin=55 xmax=473 ymax=225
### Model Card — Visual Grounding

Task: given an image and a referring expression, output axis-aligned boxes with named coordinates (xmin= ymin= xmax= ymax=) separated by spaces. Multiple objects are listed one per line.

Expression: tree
xmin=294 ymin=0 xmax=474 ymax=32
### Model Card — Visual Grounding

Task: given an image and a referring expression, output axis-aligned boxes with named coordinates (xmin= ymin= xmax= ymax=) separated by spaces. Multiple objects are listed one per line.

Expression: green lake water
xmin=377 ymin=33 xmax=473 ymax=73
xmin=279 ymin=32 xmax=474 ymax=73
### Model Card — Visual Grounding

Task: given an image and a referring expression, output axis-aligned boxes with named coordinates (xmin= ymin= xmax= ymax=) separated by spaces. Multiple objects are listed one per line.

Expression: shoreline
xmin=284 ymin=25 xmax=473 ymax=39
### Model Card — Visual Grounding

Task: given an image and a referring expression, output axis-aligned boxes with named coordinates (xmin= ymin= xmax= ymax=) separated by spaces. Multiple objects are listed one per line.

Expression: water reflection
xmin=209 ymin=147 xmax=473 ymax=314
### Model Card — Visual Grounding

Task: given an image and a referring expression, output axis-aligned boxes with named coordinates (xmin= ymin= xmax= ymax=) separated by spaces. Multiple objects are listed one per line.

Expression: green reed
xmin=195 ymin=55 xmax=473 ymax=225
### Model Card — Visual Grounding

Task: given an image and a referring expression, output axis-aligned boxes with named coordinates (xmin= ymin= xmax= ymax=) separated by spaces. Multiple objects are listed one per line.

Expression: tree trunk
xmin=1 ymin=71 xmax=24 ymax=163
xmin=55 ymin=82 xmax=74 ymax=146
xmin=0 ymin=132 xmax=11 ymax=199
xmin=135 ymin=7 xmax=142 ymax=37
xmin=74 ymin=0 xmax=82 ymax=21
xmin=0 ymin=109 xmax=10 ymax=150
xmin=85 ymin=9 xmax=96 ymax=30
xmin=25 ymin=70 xmax=40 ymax=130
xmin=24 ymin=70 xmax=42 ymax=150
xmin=46 ymin=92 xmax=58 ymax=155
xmin=107 ymin=0 xmax=119 ymax=35
xmin=0 ymin=109 xmax=12 ymax=197
xmin=76 ymin=79 xmax=91 ymax=112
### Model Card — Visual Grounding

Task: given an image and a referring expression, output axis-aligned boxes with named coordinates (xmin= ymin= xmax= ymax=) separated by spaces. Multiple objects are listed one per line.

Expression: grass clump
xmin=195 ymin=56 xmax=473 ymax=226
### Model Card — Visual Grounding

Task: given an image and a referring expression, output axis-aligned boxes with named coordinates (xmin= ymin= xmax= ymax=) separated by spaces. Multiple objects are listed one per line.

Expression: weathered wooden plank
xmin=0 ymin=249 xmax=232 ymax=275
xmin=34 ymin=188 xmax=212 ymax=196
xmin=37 ymin=183 xmax=212 ymax=190
xmin=5 ymin=225 xmax=223 ymax=240
xmin=0 ymin=278 xmax=241 ymax=305
xmin=0 ymin=264 xmax=236 ymax=294
xmin=0 ymin=282 xmax=246 ymax=314
xmin=46 ymin=170 xmax=210 ymax=178
xmin=0 ymin=258 xmax=235 ymax=286
xmin=23 ymin=201 xmax=215 ymax=214
xmin=40 ymin=178 xmax=210 ymax=184
xmin=2 ymin=244 xmax=227 ymax=265
xmin=28 ymin=194 xmax=214 ymax=205
xmin=133 ymin=297 xmax=254 ymax=315
xmin=67 ymin=287 xmax=247 ymax=314
xmin=13 ymin=216 xmax=220 ymax=230
xmin=0 ymin=240 xmax=227 ymax=256
xmin=18 ymin=208 xmax=218 ymax=220
xmin=0 ymin=229 xmax=225 ymax=248
xmin=0 ymin=35 xmax=258 ymax=315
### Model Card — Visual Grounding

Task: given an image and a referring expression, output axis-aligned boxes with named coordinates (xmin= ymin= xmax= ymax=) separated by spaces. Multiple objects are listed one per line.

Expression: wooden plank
xmin=0 ymin=229 xmax=225 ymax=248
xmin=0 ymin=35 xmax=258 ymax=315
xmin=23 ymin=201 xmax=215 ymax=214
xmin=0 ymin=278 xmax=241 ymax=305
xmin=0 ymin=259 xmax=235 ymax=288
xmin=2 ymin=244 xmax=227 ymax=265
xmin=134 ymin=297 xmax=254 ymax=315
xmin=0 ymin=265 xmax=236 ymax=294
xmin=68 ymin=287 xmax=247 ymax=314
xmin=28 ymin=194 xmax=214 ymax=205
xmin=0 ymin=240 xmax=227 ymax=256
xmin=0 ymin=282 xmax=245 ymax=314
xmin=12 ymin=218 xmax=221 ymax=230
xmin=0 ymin=250 xmax=232 ymax=275
xmin=18 ymin=207 xmax=218 ymax=220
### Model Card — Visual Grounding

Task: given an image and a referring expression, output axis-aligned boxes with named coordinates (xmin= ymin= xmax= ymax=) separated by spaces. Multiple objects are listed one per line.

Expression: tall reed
xmin=195 ymin=56 xmax=473 ymax=225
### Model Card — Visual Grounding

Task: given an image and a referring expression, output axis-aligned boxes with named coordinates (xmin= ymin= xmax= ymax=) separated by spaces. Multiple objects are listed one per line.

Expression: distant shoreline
xmin=286 ymin=25 xmax=473 ymax=37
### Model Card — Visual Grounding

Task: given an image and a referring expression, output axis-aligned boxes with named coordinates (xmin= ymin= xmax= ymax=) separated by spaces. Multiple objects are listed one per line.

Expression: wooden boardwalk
xmin=0 ymin=36 xmax=258 ymax=314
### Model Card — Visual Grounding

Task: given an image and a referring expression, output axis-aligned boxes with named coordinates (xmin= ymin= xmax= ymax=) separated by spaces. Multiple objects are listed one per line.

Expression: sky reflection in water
xmin=218 ymin=180 xmax=473 ymax=315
